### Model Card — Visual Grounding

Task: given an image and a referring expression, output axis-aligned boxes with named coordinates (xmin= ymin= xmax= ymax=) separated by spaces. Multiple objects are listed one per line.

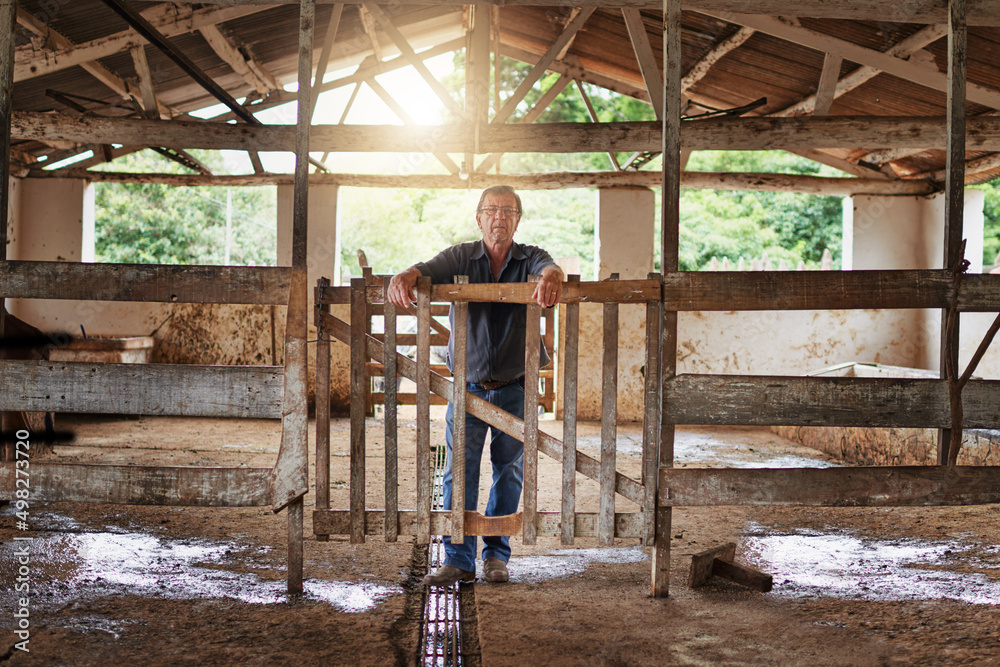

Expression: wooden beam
xmin=312 ymin=509 xmax=647 ymax=539
xmin=493 ymin=7 xmax=595 ymax=125
xmin=0 ymin=260 xmax=291 ymax=304
xmin=17 ymin=112 xmax=1000 ymax=154
xmin=774 ymin=24 xmax=948 ymax=118
xmin=310 ymin=3 xmax=344 ymax=121
xmin=680 ymin=25 xmax=755 ymax=94
xmin=31 ymin=166 xmax=934 ymax=195
xmin=0 ymin=463 xmax=272 ymax=506
xmin=812 ymin=53 xmax=843 ymax=116
xmin=154 ymin=1 xmax=1000 ymax=26
xmin=1 ymin=0 xmax=13 ymax=278
xmin=14 ymin=4 xmax=267 ymax=83
xmin=662 ymin=374 xmax=1000 ymax=429
xmin=198 ymin=24 xmax=279 ymax=95
xmin=661 ymin=466 xmax=1000 ymax=507
xmin=130 ymin=45 xmax=162 ymax=120
xmin=622 ymin=8 xmax=663 ymax=119
xmin=707 ymin=12 xmax=1000 ymax=111
xmin=0 ymin=360 xmax=284 ymax=418
xmin=364 ymin=77 xmax=459 ymax=174
xmin=502 ymin=45 xmax=651 ymax=104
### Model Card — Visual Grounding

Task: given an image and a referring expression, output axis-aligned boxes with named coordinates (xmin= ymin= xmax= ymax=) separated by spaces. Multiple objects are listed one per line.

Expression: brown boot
xmin=421 ymin=565 xmax=475 ymax=587
xmin=483 ymin=558 xmax=509 ymax=583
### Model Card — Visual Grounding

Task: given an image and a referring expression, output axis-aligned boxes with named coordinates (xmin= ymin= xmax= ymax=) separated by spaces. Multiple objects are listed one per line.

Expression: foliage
xmin=976 ymin=181 xmax=1000 ymax=267
xmin=93 ymin=150 xmax=276 ymax=265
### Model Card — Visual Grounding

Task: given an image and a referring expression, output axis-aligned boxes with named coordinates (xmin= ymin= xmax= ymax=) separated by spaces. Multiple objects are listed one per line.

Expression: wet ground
xmin=2 ymin=416 xmax=1000 ymax=665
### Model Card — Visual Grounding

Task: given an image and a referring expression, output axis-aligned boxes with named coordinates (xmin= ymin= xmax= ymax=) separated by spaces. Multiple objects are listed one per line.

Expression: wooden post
xmin=315 ymin=278 xmax=332 ymax=541
xmin=416 ymin=276 xmax=432 ymax=544
xmin=523 ymin=276 xmax=541 ymax=545
xmin=451 ymin=276 xmax=469 ymax=545
xmin=642 ymin=273 xmax=663 ymax=546
xmin=0 ymin=0 xmax=14 ymax=462
xmin=362 ymin=266 xmax=375 ymax=417
xmin=382 ymin=279 xmax=399 ymax=542
xmin=939 ymin=0 xmax=968 ymax=466
xmin=349 ymin=277 xmax=367 ymax=544
xmin=654 ymin=0 xmax=682 ymax=598
xmin=599 ymin=273 xmax=620 ymax=546
xmin=561 ymin=275 xmax=581 ymax=545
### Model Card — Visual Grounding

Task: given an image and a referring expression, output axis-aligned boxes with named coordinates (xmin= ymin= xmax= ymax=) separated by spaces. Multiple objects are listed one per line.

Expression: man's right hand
xmin=386 ymin=267 xmax=421 ymax=308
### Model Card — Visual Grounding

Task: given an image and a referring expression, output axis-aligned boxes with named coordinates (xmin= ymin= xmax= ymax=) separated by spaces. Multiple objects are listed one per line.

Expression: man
xmin=387 ymin=185 xmax=564 ymax=586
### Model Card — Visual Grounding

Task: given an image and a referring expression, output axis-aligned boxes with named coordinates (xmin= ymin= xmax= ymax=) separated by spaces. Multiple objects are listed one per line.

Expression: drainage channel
xmin=418 ymin=443 xmax=482 ymax=667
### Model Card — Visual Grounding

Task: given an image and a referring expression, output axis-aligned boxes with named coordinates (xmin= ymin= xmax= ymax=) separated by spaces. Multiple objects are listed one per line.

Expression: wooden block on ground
xmin=690 ymin=542 xmax=773 ymax=592
xmin=690 ymin=543 xmax=735 ymax=587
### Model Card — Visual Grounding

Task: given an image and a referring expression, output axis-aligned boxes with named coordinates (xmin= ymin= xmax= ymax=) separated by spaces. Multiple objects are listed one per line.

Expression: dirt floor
xmin=3 ymin=413 xmax=1000 ymax=666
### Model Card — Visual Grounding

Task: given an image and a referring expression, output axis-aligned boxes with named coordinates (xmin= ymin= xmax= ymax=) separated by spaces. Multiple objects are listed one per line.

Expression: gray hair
xmin=477 ymin=185 xmax=522 ymax=215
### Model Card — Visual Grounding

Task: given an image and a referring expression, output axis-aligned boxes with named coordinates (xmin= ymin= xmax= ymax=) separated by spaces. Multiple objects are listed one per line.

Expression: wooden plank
xmin=287 ymin=496 xmax=304 ymax=595
xmin=622 ymin=8 xmax=663 ymax=119
xmin=642 ymin=273 xmax=662 ymax=547
xmin=660 ymin=466 xmax=1000 ymax=507
xmin=689 ymin=543 xmax=735 ymax=587
xmin=599 ymin=274 xmax=619 ymax=546
xmin=712 ymin=558 xmax=773 ymax=593
xmin=663 ymin=375 xmax=1000 ymax=428
xmin=523 ymin=279 xmax=541 ymax=546
xmin=368 ymin=392 xmax=449 ymax=406
xmin=0 ymin=360 xmax=283 ymax=417
xmin=0 ymin=261 xmax=291 ymax=304
xmin=383 ymin=284 xmax=398 ymax=543
xmin=451 ymin=276 xmax=468 ymax=546
xmin=349 ymin=278 xmax=366 ymax=544
xmin=561 ymin=275 xmax=580 ymax=545
xmin=415 ymin=276 xmax=432 ymax=544
xmin=314 ymin=278 xmax=332 ymax=540
xmin=0 ymin=463 xmax=271 ymax=506
xmin=322 ymin=311 xmax=645 ymax=504
xmin=312 ymin=509 xmax=646 ymax=539
xmin=1 ymin=0 xmax=13 ymax=273
xmin=433 ymin=279 xmax=661 ymax=305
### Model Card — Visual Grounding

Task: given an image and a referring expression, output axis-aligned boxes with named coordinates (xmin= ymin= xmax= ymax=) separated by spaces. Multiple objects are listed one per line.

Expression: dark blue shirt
xmin=415 ymin=240 xmax=556 ymax=383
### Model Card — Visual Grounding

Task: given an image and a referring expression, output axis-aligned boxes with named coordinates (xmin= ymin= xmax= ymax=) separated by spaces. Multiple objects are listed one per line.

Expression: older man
xmin=387 ymin=185 xmax=564 ymax=586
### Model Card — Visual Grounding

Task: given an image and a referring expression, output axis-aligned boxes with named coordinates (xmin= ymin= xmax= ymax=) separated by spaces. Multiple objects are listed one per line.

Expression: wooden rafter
xmin=576 ymin=79 xmax=621 ymax=171
xmin=310 ymin=4 xmax=344 ymax=121
xmin=774 ymin=24 xmax=948 ymax=118
xmin=812 ymin=53 xmax=842 ymax=117
xmin=493 ymin=7 xmax=595 ymax=125
xmin=680 ymin=26 xmax=755 ymax=93
xmin=13 ymin=4 xmax=267 ymax=83
xmin=502 ymin=46 xmax=650 ymax=104
xmin=198 ymin=24 xmax=279 ymax=96
xmin=130 ymin=45 xmax=161 ymax=120
xmin=357 ymin=5 xmax=384 ymax=62
xmin=707 ymin=12 xmax=1000 ymax=110
xmin=622 ymin=8 xmax=662 ymax=119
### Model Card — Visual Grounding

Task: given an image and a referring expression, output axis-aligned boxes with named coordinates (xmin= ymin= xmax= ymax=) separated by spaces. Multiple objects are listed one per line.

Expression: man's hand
xmin=387 ymin=267 xmax=421 ymax=308
xmin=532 ymin=265 xmax=565 ymax=308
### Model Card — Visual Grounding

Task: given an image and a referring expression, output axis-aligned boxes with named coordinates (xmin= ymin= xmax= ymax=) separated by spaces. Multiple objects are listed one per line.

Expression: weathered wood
xmin=415 ymin=276 xmax=432 ymax=544
xmin=664 ymin=375 xmax=1000 ymax=428
xmin=689 ymin=543 xmax=735 ymax=587
xmin=0 ymin=463 xmax=271 ymax=506
xmin=561 ymin=275 xmax=581 ymax=545
xmin=0 ymin=260 xmax=291 ymax=304
xmin=349 ymin=278 xmax=366 ymax=544
xmin=660 ymin=466 xmax=1000 ymax=507
xmin=383 ymin=283 xmax=399 ymax=543
xmin=642 ymin=273 xmax=662 ymax=547
xmin=17 ymin=112 xmax=1000 ymax=154
xmin=451 ymin=276 xmax=468 ymax=546
xmin=314 ymin=279 xmax=332 ymax=540
xmin=312 ymin=509 xmax=646 ymax=539
xmin=433 ymin=279 xmax=661 ymax=305
xmin=322 ymin=311 xmax=645 ymax=504
xmin=0 ymin=360 xmax=283 ymax=417
xmin=30 ymin=167 xmax=935 ymax=196
xmin=161 ymin=1 xmax=1000 ymax=26
xmin=622 ymin=8 xmax=663 ymax=119
xmin=662 ymin=270 xmax=1000 ymax=312
xmin=1 ymin=0 xmax=13 ymax=272
xmin=523 ymin=278 xmax=541 ymax=546
xmin=813 ymin=53 xmax=843 ymax=117
xmin=599 ymin=274 xmax=619 ymax=546
xmin=711 ymin=558 xmax=773 ymax=593
xmin=287 ymin=496 xmax=304 ymax=595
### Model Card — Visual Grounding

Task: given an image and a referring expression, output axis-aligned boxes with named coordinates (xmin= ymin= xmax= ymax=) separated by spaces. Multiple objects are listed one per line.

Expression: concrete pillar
xmin=844 ymin=191 xmax=987 ymax=373
xmin=594 ymin=186 xmax=656 ymax=279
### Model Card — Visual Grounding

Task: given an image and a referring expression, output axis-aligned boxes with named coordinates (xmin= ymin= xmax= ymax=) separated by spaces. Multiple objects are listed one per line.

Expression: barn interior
xmin=4 ymin=0 xmax=1000 ymax=664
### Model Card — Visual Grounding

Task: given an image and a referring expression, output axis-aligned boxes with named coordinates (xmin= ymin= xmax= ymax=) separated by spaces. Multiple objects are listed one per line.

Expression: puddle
xmin=508 ymin=546 xmax=648 ymax=584
xmin=0 ymin=530 xmax=399 ymax=612
xmin=743 ymin=523 xmax=1000 ymax=604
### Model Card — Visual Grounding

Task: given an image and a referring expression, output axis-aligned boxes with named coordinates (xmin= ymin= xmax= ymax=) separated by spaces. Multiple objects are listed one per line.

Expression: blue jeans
xmin=442 ymin=380 xmax=525 ymax=572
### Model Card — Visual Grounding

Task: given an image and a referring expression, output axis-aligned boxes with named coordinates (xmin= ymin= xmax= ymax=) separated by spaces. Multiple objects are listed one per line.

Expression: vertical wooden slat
xmin=451 ymin=276 xmax=469 ymax=545
xmin=654 ymin=0 xmax=682 ymax=599
xmin=0 ymin=1 xmax=14 ymax=462
xmin=939 ymin=0 xmax=968 ymax=466
xmin=349 ymin=277 xmax=367 ymax=544
xmin=383 ymin=279 xmax=399 ymax=542
xmin=416 ymin=275 xmax=432 ymax=544
xmin=285 ymin=0 xmax=314 ymax=596
xmin=315 ymin=278 xmax=332 ymax=541
xmin=561 ymin=275 xmax=581 ymax=545
xmin=642 ymin=273 xmax=663 ymax=546
xmin=522 ymin=275 xmax=542 ymax=545
xmin=599 ymin=273 xmax=620 ymax=546
xmin=362 ymin=266 xmax=375 ymax=417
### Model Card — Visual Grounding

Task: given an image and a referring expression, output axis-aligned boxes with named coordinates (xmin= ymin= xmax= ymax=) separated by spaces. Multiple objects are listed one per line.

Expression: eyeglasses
xmin=479 ymin=206 xmax=519 ymax=217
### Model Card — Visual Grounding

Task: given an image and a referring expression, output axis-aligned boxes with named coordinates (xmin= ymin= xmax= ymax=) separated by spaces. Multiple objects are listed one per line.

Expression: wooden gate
xmin=312 ymin=272 xmax=663 ymax=547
